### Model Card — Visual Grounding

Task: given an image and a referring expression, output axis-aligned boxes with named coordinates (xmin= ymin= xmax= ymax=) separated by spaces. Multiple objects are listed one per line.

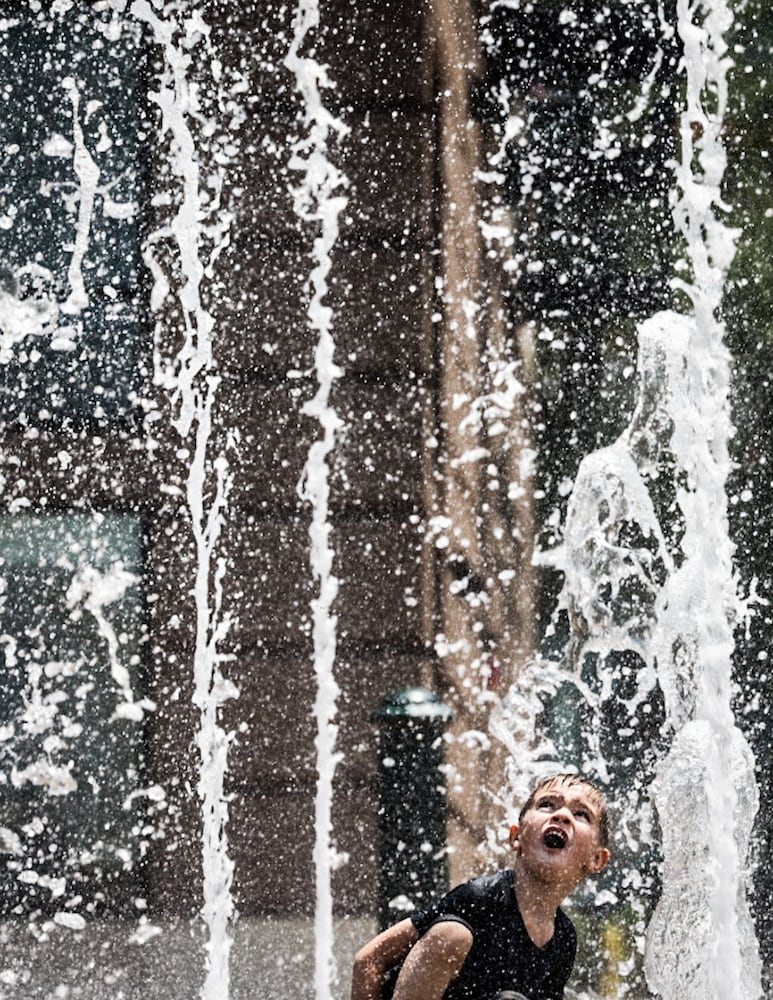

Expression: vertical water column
xmin=643 ymin=1 xmax=762 ymax=997
xmin=285 ymin=4 xmax=348 ymax=999
xmin=673 ymin=0 xmax=744 ymax=973
xmin=129 ymin=4 xmax=238 ymax=998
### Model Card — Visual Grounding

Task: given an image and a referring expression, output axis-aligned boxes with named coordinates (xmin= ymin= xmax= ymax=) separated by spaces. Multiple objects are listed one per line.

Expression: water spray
xmin=285 ymin=3 xmax=349 ymax=998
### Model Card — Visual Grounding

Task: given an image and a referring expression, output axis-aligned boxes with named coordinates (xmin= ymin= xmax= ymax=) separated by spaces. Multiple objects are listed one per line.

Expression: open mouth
xmin=543 ymin=828 xmax=568 ymax=850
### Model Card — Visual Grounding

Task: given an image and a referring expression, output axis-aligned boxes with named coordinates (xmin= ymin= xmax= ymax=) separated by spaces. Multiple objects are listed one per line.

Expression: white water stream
xmin=0 ymin=2 xmax=765 ymax=998
xmin=285 ymin=3 xmax=349 ymax=999
xmin=493 ymin=2 xmax=762 ymax=997
xmin=554 ymin=2 xmax=757 ymax=997
xmin=129 ymin=4 xmax=238 ymax=997
xmin=642 ymin=1 xmax=761 ymax=996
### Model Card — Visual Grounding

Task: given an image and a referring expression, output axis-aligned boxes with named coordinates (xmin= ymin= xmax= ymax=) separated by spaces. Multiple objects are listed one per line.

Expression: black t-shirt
xmin=402 ymin=869 xmax=576 ymax=1000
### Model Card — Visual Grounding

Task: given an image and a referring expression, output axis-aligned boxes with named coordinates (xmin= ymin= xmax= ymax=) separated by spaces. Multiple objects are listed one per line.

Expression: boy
xmin=351 ymin=773 xmax=610 ymax=1000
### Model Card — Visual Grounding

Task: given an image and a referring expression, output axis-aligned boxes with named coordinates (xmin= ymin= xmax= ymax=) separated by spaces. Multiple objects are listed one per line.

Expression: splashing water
xmin=563 ymin=1 xmax=759 ymax=996
xmin=0 ymin=2 xmax=766 ymax=997
xmin=641 ymin=1 xmax=761 ymax=996
xmin=285 ymin=3 xmax=349 ymax=998
xmin=59 ymin=76 xmax=99 ymax=319
xmin=558 ymin=306 xmax=761 ymax=997
xmin=65 ymin=561 xmax=146 ymax=720
xmin=130 ymin=3 xmax=238 ymax=997
xmin=492 ymin=2 xmax=762 ymax=997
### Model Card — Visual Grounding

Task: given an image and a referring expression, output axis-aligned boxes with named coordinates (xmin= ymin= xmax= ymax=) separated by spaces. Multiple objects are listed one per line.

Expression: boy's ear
xmin=586 ymin=847 xmax=611 ymax=875
xmin=508 ymin=824 xmax=520 ymax=852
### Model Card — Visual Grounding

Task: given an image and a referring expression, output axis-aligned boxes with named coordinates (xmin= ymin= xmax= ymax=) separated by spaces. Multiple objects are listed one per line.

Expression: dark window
xmin=0 ymin=5 xmax=149 ymax=424
xmin=0 ymin=512 xmax=147 ymax=914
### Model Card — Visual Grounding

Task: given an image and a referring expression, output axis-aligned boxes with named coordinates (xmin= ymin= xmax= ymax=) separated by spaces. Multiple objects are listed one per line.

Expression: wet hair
xmin=518 ymin=773 xmax=610 ymax=849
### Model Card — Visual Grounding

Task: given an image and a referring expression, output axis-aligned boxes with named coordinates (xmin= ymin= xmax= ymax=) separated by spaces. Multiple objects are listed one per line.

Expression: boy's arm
xmin=392 ymin=921 xmax=473 ymax=1000
xmin=351 ymin=918 xmax=418 ymax=1000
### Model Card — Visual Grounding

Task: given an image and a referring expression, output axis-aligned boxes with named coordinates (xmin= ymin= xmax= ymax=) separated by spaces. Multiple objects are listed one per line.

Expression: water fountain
xmin=0 ymin=2 xmax=240 ymax=996
xmin=492 ymin=2 xmax=765 ymax=997
xmin=0 ymin=1 xmax=768 ymax=999
xmin=285 ymin=2 xmax=349 ymax=997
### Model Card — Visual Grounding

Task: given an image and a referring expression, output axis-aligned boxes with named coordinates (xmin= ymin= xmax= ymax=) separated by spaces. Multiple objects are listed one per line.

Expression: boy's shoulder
xmin=412 ymin=869 xmax=514 ymax=933
xmin=460 ymin=871 xmax=576 ymax=936
xmin=456 ymin=868 xmax=514 ymax=902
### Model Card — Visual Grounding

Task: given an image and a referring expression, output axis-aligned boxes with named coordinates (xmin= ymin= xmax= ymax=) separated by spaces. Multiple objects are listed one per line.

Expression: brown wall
xmin=0 ymin=0 xmax=529 ymax=922
xmin=198 ymin=1 xmax=437 ymax=917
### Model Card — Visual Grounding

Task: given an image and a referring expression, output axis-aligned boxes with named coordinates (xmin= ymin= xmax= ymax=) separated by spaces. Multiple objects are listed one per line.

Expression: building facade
xmin=2 ymin=2 xmax=772 ymax=995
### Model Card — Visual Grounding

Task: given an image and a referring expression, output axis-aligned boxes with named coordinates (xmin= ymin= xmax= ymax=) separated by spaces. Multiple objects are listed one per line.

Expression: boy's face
xmin=509 ymin=777 xmax=610 ymax=888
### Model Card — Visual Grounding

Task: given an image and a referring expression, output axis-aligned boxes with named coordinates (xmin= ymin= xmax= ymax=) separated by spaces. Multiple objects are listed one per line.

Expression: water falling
xmin=130 ymin=3 xmax=238 ymax=997
xmin=642 ymin=1 xmax=762 ymax=995
xmin=284 ymin=3 xmax=348 ymax=998
xmin=0 ymin=6 xmax=155 ymax=991
xmin=489 ymin=1 xmax=763 ymax=996
xmin=59 ymin=76 xmax=99 ymax=320
xmin=0 ymin=2 xmax=768 ymax=996
xmin=553 ymin=1 xmax=760 ymax=996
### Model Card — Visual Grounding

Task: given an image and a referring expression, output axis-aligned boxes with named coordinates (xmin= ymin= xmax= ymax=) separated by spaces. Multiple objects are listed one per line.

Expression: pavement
xmin=0 ymin=915 xmax=376 ymax=1000
xmin=0 ymin=916 xmax=699 ymax=999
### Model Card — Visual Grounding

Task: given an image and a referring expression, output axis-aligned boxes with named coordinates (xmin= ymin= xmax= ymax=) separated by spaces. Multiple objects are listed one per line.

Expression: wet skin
xmin=509 ymin=779 xmax=610 ymax=950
